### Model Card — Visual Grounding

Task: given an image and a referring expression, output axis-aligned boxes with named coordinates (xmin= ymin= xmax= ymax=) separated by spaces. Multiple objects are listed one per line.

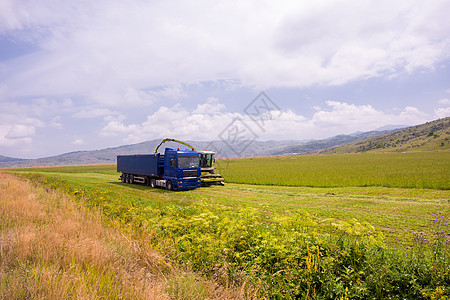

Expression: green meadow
xmin=217 ymin=152 xmax=449 ymax=189
xmin=8 ymin=151 xmax=449 ymax=299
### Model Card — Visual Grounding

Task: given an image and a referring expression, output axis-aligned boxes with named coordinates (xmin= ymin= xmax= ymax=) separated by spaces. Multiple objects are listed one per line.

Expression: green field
xmin=216 ymin=152 xmax=449 ymax=189
xmin=8 ymin=152 xmax=450 ymax=299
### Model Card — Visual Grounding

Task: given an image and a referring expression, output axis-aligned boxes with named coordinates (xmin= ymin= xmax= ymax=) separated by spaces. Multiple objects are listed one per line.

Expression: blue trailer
xmin=117 ymin=147 xmax=201 ymax=191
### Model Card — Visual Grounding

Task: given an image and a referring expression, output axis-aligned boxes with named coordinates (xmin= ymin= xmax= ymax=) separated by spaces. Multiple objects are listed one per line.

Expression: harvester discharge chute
xmin=155 ymin=138 xmax=224 ymax=186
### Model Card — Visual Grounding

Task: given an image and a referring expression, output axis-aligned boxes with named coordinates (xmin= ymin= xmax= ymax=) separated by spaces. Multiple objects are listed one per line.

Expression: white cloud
xmin=0 ymin=122 xmax=38 ymax=147
xmin=48 ymin=116 xmax=63 ymax=129
xmin=438 ymin=98 xmax=450 ymax=105
xmin=434 ymin=98 xmax=450 ymax=118
xmin=72 ymin=138 xmax=85 ymax=145
xmin=313 ymin=101 xmax=383 ymax=127
xmin=435 ymin=107 xmax=450 ymax=118
xmin=0 ymin=99 xmax=67 ymax=128
xmin=0 ymin=100 xmax=58 ymax=149
xmin=100 ymin=116 xmax=139 ymax=137
xmin=5 ymin=124 xmax=35 ymax=139
xmin=100 ymin=98 xmax=431 ymax=143
xmin=192 ymin=97 xmax=226 ymax=114
xmin=1 ymin=0 xmax=449 ymax=101
xmin=73 ymin=108 xmax=117 ymax=118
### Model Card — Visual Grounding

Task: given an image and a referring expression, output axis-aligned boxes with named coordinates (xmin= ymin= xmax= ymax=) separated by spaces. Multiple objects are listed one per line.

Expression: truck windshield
xmin=178 ymin=156 xmax=199 ymax=169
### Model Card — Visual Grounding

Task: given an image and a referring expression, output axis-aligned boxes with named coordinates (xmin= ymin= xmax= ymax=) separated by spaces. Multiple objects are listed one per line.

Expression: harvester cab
xmin=199 ymin=151 xmax=214 ymax=168
xmin=198 ymin=150 xmax=225 ymax=186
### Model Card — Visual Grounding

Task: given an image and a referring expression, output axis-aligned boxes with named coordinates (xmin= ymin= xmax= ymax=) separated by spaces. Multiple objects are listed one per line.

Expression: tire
xmin=121 ymin=174 xmax=126 ymax=183
xmin=129 ymin=175 xmax=134 ymax=184
xmin=150 ymin=179 xmax=156 ymax=188
xmin=166 ymin=180 xmax=173 ymax=191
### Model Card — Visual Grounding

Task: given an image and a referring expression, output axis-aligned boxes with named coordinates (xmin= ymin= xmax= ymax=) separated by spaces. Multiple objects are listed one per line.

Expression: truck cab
xmin=162 ymin=148 xmax=201 ymax=190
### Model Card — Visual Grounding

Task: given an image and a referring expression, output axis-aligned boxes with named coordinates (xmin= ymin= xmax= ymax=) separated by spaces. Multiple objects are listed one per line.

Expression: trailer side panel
xmin=117 ymin=154 xmax=162 ymax=177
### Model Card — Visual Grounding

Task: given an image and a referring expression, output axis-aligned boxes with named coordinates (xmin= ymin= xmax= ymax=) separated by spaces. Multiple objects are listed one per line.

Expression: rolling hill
xmin=320 ymin=117 xmax=450 ymax=154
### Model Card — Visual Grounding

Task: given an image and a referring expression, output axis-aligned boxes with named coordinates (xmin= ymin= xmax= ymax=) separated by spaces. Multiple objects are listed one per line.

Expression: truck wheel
xmin=129 ymin=175 xmax=134 ymax=184
xmin=150 ymin=179 xmax=156 ymax=188
xmin=166 ymin=180 xmax=173 ymax=191
xmin=121 ymin=174 xmax=126 ymax=183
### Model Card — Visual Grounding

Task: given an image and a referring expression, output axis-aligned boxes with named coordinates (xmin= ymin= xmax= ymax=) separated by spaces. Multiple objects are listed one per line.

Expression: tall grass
xmin=0 ymin=171 xmax=249 ymax=299
xmin=217 ymin=152 xmax=449 ymax=189
xmin=0 ymin=171 xmax=168 ymax=299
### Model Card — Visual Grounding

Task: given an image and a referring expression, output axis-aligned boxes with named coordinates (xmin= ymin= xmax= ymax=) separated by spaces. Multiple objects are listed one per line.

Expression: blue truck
xmin=117 ymin=147 xmax=201 ymax=191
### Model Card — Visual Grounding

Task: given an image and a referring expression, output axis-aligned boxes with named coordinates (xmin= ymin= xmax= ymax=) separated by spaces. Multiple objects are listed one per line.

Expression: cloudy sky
xmin=1 ymin=0 xmax=449 ymax=158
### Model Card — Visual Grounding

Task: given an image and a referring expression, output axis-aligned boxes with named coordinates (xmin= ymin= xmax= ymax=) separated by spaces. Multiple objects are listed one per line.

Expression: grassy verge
xmin=0 ymin=171 xmax=250 ymax=299
xmin=7 ymin=164 xmax=449 ymax=299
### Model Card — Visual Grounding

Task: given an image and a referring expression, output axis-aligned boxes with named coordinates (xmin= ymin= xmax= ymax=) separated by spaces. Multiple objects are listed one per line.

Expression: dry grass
xmin=0 ymin=171 xmax=250 ymax=299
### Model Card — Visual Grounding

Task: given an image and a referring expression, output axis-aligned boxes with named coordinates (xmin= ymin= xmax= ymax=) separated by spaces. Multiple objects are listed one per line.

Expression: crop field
xmin=216 ymin=152 xmax=449 ymax=189
xmin=6 ymin=151 xmax=450 ymax=299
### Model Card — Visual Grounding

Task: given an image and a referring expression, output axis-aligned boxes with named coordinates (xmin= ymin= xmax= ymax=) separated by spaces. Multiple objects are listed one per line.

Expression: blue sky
xmin=1 ymin=0 xmax=449 ymax=158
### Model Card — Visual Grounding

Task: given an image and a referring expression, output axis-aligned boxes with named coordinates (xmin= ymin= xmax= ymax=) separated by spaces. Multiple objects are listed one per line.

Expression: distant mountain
xmin=372 ymin=125 xmax=408 ymax=131
xmin=321 ymin=117 xmax=450 ymax=154
xmin=0 ymin=155 xmax=25 ymax=163
xmin=267 ymin=131 xmax=389 ymax=156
